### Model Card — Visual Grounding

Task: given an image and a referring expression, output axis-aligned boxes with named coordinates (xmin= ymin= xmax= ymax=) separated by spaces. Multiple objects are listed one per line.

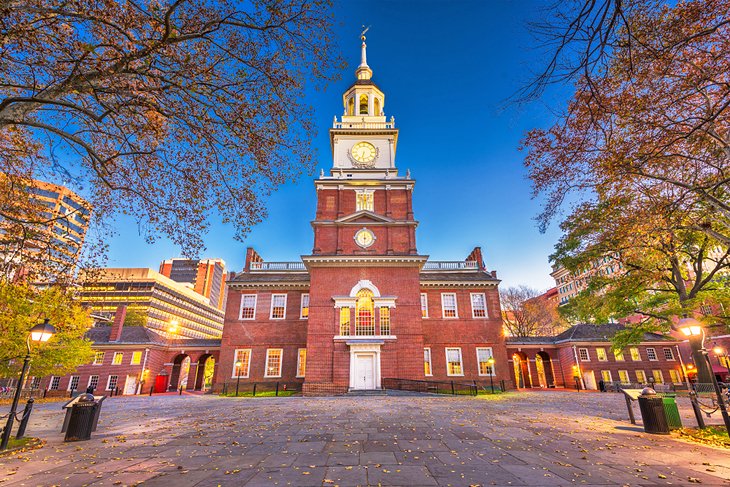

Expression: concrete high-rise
xmin=159 ymin=258 xmax=227 ymax=310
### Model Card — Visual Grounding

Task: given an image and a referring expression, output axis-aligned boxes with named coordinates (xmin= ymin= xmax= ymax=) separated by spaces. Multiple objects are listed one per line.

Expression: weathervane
xmin=361 ymin=24 xmax=371 ymax=41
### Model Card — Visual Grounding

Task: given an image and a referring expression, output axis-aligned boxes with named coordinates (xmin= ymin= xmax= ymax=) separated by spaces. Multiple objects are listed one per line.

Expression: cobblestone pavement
xmin=0 ymin=391 xmax=728 ymax=486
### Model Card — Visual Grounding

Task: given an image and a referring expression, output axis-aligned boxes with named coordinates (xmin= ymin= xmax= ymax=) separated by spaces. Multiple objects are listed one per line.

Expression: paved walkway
xmin=0 ymin=391 xmax=728 ymax=486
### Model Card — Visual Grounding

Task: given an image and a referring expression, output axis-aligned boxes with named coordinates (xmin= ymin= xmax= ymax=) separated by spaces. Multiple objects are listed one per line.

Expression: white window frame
xmin=239 ymin=294 xmax=257 ymax=320
xmin=445 ymin=347 xmax=464 ymax=376
xmin=300 ymin=293 xmax=310 ymax=319
xmin=424 ymin=347 xmax=433 ymax=376
xmin=646 ymin=347 xmax=658 ymax=361
xmin=601 ymin=370 xmax=612 ymax=382
xmin=49 ymin=376 xmax=61 ymax=390
xmin=420 ymin=293 xmax=429 ymax=318
xmin=88 ymin=375 xmax=99 ymax=389
xmin=355 ymin=189 xmax=374 ymax=212
xmin=635 ymin=370 xmax=647 ymax=383
xmin=596 ymin=347 xmax=607 ymax=361
xmin=470 ymin=293 xmax=488 ymax=319
xmin=112 ymin=352 xmax=124 ymax=365
xmin=296 ymin=348 xmax=306 ymax=378
xmin=93 ymin=351 xmax=105 ymax=365
xmin=578 ymin=348 xmax=590 ymax=361
xmin=68 ymin=376 xmax=80 ymax=391
xmin=476 ymin=347 xmax=495 ymax=376
xmin=669 ymin=369 xmax=681 ymax=384
xmin=130 ymin=351 xmax=143 ymax=365
xmin=264 ymin=348 xmax=284 ymax=378
xmin=232 ymin=349 xmax=251 ymax=378
xmin=106 ymin=375 xmax=119 ymax=391
xmin=652 ymin=370 xmax=664 ymax=383
xmin=614 ymin=349 xmax=625 ymax=361
xmin=629 ymin=347 xmax=641 ymax=361
xmin=441 ymin=293 xmax=458 ymax=319
xmin=618 ymin=370 xmax=630 ymax=384
xmin=270 ymin=293 xmax=287 ymax=320
xmin=662 ymin=348 xmax=675 ymax=361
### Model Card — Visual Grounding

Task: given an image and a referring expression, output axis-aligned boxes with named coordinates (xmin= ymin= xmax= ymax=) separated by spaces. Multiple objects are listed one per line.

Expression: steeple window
xmin=359 ymin=95 xmax=369 ymax=115
xmin=347 ymin=97 xmax=355 ymax=116
xmin=356 ymin=190 xmax=374 ymax=211
xmin=374 ymin=97 xmax=381 ymax=116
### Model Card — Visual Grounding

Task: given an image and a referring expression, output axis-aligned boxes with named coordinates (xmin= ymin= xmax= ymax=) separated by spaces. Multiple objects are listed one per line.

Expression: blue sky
xmin=105 ymin=0 xmax=568 ymax=290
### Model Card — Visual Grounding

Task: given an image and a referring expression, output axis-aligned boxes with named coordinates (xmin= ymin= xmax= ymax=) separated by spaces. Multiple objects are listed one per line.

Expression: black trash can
xmin=637 ymin=388 xmax=670 ymax=435
xmin=64 ymin=394 xmax=98 ymax=442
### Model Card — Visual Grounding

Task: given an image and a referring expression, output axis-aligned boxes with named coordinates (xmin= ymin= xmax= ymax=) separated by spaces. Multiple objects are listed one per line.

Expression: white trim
xmin=300 ymin=293 xmax=310 ymax=320
xmin=662 ymin=347 xmax=675 ymax=361
xmin=269 ymin=293 xmax=287 ymax=320
xmin=646 ymin=347 xmax=658 ymax=361
xmin=296 ymin=348 xmax=306 ymax=378
xmin=635 ymin=370 xmax=647 ymax=383
xmin=600 ymin=370 xmax=612 ymax=382
xmin=88 ymin=375 xmax=100 ymax=389
xmin=112 ymin=351 xmax=124 ymax=365
xmin=476 ymin=347 xmax=495 ymax=376
xmin=596 ymin=347 xmax=607 ymax=361
xmin=67 ymin=375 xmax=80 ymax=391
xmin=652 ymin=369 xmax=664 ymax=383
xmin=264 ymin=348 xmax=283 ymax=378
xmin=130 ymin=351 xmax=143 ymax=365
xmin=629 ymin=347 xmax=642 ymax=361
xmin=334 ymin=335 xmax=396 ymax=341
xmin=470 ymin=293 xmax=488 ymax=319
xmin=441 ymin=293 xmax=458 ymax=319
xmin=420 ymin=293 xmax=429 ymax=318
xmin=239 ymin=294 xmax=258 ymax=320
xmin=618 ymin=370 xmax=630 ymax=384
xmin=232 ymin=349 xmax=251 ymax=378
xmin=578 ymin=347 xmax=590 ymax=362
xmin=92 ymin=351 xmax=105 ymax=365
xmin=349 ymin=279 xmax=381 ymax=297
xmin=49 ymin=376 xmax=61 ymax=390
xmin=106 ymin=374 xmax=119 ymax=391
xmin=445 ymin=347 xmax=464 ymax=376
xmin=424 ymin=347 xmax=433 ymax=376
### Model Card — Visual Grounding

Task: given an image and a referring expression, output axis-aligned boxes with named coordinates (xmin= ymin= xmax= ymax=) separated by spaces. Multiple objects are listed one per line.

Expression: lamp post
xmin=678 ymin=318 xmax=730 ymax=436
xmin=234 ymin=360 xmax=242 ymax=397
xmin=678 ymin=317 xmax=713 ymax=384
xmin=487 ymin=357 xmax=496 ymax=393
xmin=712 ymin=345 xmax=730 ymax=380
xmin=1 ymin=319 xmax=56 ymax=450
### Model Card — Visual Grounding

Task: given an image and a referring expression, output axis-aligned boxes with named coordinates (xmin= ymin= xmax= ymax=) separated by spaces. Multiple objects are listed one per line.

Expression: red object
xmin=154 ymin=375 xmax=168 ymax=393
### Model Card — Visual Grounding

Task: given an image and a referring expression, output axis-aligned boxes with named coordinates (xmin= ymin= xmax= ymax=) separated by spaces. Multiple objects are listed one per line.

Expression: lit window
xmin=601 ymin=370 xmax=612 ymax=382
xmin=112 ymin=352 xmax=124 ymax=365
xmin=669 ymin=369 xmax=681 ymax=384
xmin=239 ymin=294 xmax=257 ymax=320
xmin=379 ymin=307 xmax=391 ymax=335
xmin=663 ymin=348 xmax=675 ymax=361
xmin=347 ymin=97 xmax=354 ymax=116
xmin=270 ymin=294 xmax=287 ymax=320
xmin=265 ymin=349 xmax=283 ymax=378
xmin=68 ymin=376 xmax=80 ymax=391
xmin=441 ymin=293 xmax=458 ymax=318
xmin=93 ymin=351 xmax=105 ymax=365
xmin=232 ymin=349 xmax=251 ymax=378
xmin=131 ymin=351 xmax=143 ymax=365
xmin=446 ymin=347 xmax=463 ymax=376
xmin=596 ymin=348 xmax=607 ymax=361
xmin=578 ymin=348 xmax=590 ymax=361
xmin=424 ymin=348 xmax=432 ymax=376
xmin=88 ymin=375 xmax=99 ymax=389
xmin=614 ymin=349 xmax=625 ymax=361
xmin=618 ymin=370 xmax=630 ymax=383
xmin=339 ymin=307 xmax=351 ymax=336
xmin=355 ymin=289 xmax=375 ymax=335
xmin=359 ymin=94 xmax=368 ymax=115
xmin=300 ymin=293 xmax=309 ymax=319
xmin=356 ymin=190 xmax=374 ymax=212
xmin=646 ymin=348 xmax=658 ymax=361
xmin=107 ymin=375 xmax=118 ymax=391
xmin=374 ymin=97 xmax=381 ymax=115
xmin=420 ymin=293 xmax=428 ymax=318
xmin=652 ymin=370 xmax=664 ymax=383
xmin=470 ymin=293 xmax=487 ymax=318
xmin=629 ymin=347 xmax=641 ymax=361
xmin=477 ymin=348 xmax=494 ymax=376
xmin=635 ymin=370 xmax=647 ymax=383
xmin=297 ymin=349 xmax=306 ymax=378
xmin=50 ymin=376 xmax=61 ymax=390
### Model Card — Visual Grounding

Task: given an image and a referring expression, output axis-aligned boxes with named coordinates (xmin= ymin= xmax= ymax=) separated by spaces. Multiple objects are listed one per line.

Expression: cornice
xmin=302 ymin=255 xmax=429 ymax=269
xmin=311 ymin=220 xmax=418 ymax=227
xmin=228 ymin=282 xmax=310 ymax=290
xmin=420 ymin=280 xmax=500 ymax=288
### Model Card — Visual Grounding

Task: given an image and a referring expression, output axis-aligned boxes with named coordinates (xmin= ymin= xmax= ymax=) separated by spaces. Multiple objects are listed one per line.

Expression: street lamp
xmin=487 ymin=357 xmax=496 ymax=393
xmin=234 ymin=360 xmax=242 ymax=397
xmin=678 ymin=318 xmax=730 ymax=436
xmin=712 ymin=345 xmax=730 ymax=379
xmin=1 ymin=319 xmax=56 ymax=450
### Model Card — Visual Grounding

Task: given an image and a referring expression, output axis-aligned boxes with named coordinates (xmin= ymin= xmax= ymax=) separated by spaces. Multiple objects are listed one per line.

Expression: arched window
xmin=347 ymin=97 xmax=355 ymax=116
xmin=374 ymin=97 xmax=381 ymax=116
xmin=359 ymin=95 xmax=369 ymax=115
xmin=355 ymin=289 xmax=375 ymax=335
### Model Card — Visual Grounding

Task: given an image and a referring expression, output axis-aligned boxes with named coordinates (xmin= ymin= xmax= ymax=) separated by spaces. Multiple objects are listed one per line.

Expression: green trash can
xmin=661 ymin=394 xmax=682 ymax=429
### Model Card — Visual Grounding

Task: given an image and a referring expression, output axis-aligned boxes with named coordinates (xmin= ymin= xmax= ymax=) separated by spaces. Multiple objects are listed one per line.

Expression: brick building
xmin=216 ymin=36 xmax=509 ymax=395
xmin=506 ymin=324 xmax=687 ymax=390
xmin=159 ymin=258 xmax=227 ymax=310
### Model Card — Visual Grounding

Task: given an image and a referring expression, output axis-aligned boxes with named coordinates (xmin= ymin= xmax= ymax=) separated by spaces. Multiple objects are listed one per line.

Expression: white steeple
xmin=356 ymin=27 xmax=373 ymax=80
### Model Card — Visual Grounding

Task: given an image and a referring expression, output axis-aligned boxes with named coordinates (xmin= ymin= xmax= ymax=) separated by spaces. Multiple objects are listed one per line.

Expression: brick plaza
xmin=1 ymin=391 xmax=728 ymax=486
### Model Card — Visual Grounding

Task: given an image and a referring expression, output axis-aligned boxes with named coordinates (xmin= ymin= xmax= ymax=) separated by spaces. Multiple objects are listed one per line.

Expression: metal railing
xmin=422 ymin=261 xmax=478 ymax=271
xmin=333 ymin=121 xmax=395 ymax=129
xmin=382 ymin=378 xmax=479 ymax=396
xmin=249 ymin=262 xmax=306 ymax=271
xmin=220 ymin=381 xmax=302 ymax=396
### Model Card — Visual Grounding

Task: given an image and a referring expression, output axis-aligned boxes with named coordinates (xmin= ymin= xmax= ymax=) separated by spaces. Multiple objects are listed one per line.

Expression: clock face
xmin=354 ymin=228 xmax=376 ymax=248
xmin=351 ymin=141 xmax=377 ymax=166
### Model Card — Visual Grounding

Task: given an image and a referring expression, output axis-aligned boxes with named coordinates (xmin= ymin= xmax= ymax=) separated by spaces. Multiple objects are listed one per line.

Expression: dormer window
xmin=359 ymin=94 xmax=369 ymax=115
xmin=356 ymin=190 xmax=374 ymax=211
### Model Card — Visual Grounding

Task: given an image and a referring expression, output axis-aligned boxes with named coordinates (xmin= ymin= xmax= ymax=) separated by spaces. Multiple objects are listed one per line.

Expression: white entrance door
xmin=354 ymin=354 xmax=375 ymax=390
xmin=124 ymin=375 xmax=137 ymax=395
xmin=583 ymin=371 xmax=597 ymax=390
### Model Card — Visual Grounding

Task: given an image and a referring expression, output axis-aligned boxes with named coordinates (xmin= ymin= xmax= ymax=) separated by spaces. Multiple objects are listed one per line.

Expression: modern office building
xmin=159 ymin=258 xmax=227 ymax=310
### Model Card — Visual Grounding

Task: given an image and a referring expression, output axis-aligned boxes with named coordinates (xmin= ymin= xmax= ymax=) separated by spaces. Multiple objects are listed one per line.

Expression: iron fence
xmin=220 ymin=381 xmax=302 ymax=397
xmin=382 ymin=378 xmax=481 ymax=396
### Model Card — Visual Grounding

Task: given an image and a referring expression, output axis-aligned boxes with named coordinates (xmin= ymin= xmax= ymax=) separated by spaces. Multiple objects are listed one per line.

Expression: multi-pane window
xmin=88 ymin=375 xmax=99 ymax=390
xmin=669 ymin=370 xmax=681 ymax=384
xmin=629 ymin=347 xmax=641 ymax=361
xmin=300 ymin=294 xmax=310 ymax=319
xmin=355 ymin=289 xmax=375 ymax=335
xmin=30 ymin=377 xmax=41 ymax=389
xmin=424 ymin=348 xmax=432 ymax=376
xmin=618 ymin=370 xmax=630 ymax=383
xmin=636 ymin=370 xmax=647 ymax=384
xmin=646 ymin=348 xmax=658 ymax=361
xmin=441 ymin=293 xmax=458 ymax=318
xmin=339 ymin=307 xmax=351 ymax=336
xmin=265 ymin=349 xmax=283 ymax=378
xmin=420 ymin=293 xmax=429 ymax=318
xmin=297 ymin=349 xmax=307 ymax=378
xmin=131 ymin=351 xmax=143 ymax=365
xmin=470 ymin=293 xmax=487 ymax=318
xmin=601 ymin=370 xmax=612 ymax=382
xmin=578 ymin=348 xmax=590 ymax=361
xmin=614 ymin=349 xmax=625 ymax=361
xmin=50 ymin=376 xmax=61 ymax=390
xmin=233 ymin=349 xmax=251 ymax=378
xmin=355 ymin=190 xmax=374 ymax=211
xmin=68 ymin=376 xmax=80 ymax=391
xmin=93 ymin=351 xmax=105 ymax=365
xmin=107 ymin=375 xmax=119 ymax=391
xmin=477 ymin=348 xmax=495 ymax=376
xmin=596 ymin=348 xmax=607 ymax=361
xmin=379 ymin=307 xmax=391 ymax=335
xmin=112 ymin=352 xmax=124 ymax=365
xmin=240 ymin=294 xmax=257 ymax=320
xmin=270 ymin=294 xmax=287 ymax=319
xmin=446 ymin=348 xmax=463 ymax=376
xmin=652 ymin=370 xmax=664 ymax=383
xmin=663 ymin=348 xmax=675 ymax=361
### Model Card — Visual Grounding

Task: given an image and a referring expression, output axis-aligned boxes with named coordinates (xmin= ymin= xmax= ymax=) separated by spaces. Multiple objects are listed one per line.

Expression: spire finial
xmin=359 ymin=25 xmax=370 ymax=68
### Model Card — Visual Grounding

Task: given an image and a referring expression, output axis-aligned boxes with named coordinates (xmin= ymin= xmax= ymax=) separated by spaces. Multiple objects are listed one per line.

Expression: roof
xmin=507 ymin=323 xmax=678 ymax=345
xmin=86 ymin=326 xmax=221 ymax=348
xmin=230 ymin=272 xmax=310 ymax=283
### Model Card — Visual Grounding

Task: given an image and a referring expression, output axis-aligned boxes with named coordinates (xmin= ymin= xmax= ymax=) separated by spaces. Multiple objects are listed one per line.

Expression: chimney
xmin=110 ymin=305 xmax=127 ymax=342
